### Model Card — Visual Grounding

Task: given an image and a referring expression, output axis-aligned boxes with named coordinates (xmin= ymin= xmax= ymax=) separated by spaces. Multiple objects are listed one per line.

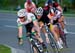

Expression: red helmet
xmin=53 ymin=2 xmax=59 ymax=7
xmin=26 ymin=0 xmax=32 ymax=4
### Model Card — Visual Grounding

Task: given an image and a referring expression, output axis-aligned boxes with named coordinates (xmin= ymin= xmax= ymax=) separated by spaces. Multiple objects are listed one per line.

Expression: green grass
xmin=0 ymin=45 xmax=11 ymax=53
xmin=64 ymin=14 xmax=75 ymax=17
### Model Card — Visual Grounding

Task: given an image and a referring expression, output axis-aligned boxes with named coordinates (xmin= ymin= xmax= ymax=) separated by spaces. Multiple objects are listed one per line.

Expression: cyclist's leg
xmin=50 ymin=24 xmax=63 ymax=49
xmin=58 ymin=16 xmax=65 ymax=29
xmin=39 ymin=21 xmax=50 ymax=43
xmin=32 ymin=25 xmax=47 ymax=50
xmin=50 ymin=25 xmax=59 ymax=41
xmin=53 ymin=25 xmax=63 ymax=48
xmin=58 ymin=15 xmax=68 ymax=34
xmin=58 ymin=16 xmax=68 ymax=47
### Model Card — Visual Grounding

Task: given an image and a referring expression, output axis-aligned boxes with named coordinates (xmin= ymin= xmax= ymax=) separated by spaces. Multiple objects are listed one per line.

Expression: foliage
xmin=71 ymin=0 xmax=75 ymax=8
xmin=0 ymin=0 xmax=75 ymax=10
xmin=0 ymin=45 xmax=11 ymax=53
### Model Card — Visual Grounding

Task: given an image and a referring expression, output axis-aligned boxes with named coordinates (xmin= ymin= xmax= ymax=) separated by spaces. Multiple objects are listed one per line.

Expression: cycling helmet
xmin=26 ymin=0 xmax=32 ymax=4
xmin=45 ymin=3 xmax=48 ymax=6
xmin=35 ymin=7 xmax=43 ymax=16
xmin=17 ymin=9 xmax=27 ymax=17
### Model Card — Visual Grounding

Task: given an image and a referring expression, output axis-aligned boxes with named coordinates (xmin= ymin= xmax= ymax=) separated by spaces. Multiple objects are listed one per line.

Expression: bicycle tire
xmin=30 ymin=39 xmax=43 ymax=53
xmin=60 ymin=33 xmax=68 ymax=48
xmin=31 ymin=38 xmax=49 ymax=53
xmin=31 ymin=45 xmax=39 ymax=53
xmin=57 ymin=23 xmax=68 ymax=48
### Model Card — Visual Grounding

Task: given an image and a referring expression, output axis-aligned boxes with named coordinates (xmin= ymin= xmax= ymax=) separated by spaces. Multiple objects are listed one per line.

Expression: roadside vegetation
xmin=0 ymin=45 xmax=11 ymax=53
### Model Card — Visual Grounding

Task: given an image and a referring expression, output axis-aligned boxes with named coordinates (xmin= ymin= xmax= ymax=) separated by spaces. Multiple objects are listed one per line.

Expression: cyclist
xmin=24 ymin=0 xmax=36 ymax=13
xmin=17 ymin=9 xmax=47 ymax=51
xmin=53 ymin=1 xmax=62 ymax=12
xmin=47 ymin=3 xmax=63 ymax=49
xmin=35 ymin=7 xmax=50 ymax=43
xmin=46 ymin=0 xmax=67 ymax=34
xmin=53 ymin=1 xmax=68 ymax=34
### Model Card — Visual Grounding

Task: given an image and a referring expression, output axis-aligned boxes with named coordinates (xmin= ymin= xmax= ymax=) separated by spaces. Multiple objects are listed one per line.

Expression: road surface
xmin=0 ymin=12 xmax=75 ymax=53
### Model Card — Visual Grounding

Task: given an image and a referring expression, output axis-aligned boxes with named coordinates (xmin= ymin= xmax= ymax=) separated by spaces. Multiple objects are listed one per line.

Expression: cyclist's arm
xmin=18 ymin=26 xmax=23 ymax=38
xmin=54 ymin=10 xmax=61 ymax=19
xmin=31 ymin=15 xmax=41 ymax=36
xmin=47 ymin=8 xmax=55 ymax=20
xmin=47 ymin=13 xmax=53 ymax=20
xmin=17 ymin=19 xmax=23 ymax=38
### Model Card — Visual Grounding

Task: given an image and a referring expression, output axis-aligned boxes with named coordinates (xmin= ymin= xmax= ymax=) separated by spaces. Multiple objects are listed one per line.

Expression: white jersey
xmin=53 ymin=10 xmax=62 ymax=20
xmin=17 ymin=13 xmax=37 ymax=27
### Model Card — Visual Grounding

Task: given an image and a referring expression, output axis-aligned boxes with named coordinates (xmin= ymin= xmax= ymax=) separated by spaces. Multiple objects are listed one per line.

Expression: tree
xmin=72 ymin=0 xmax=75 ymax=8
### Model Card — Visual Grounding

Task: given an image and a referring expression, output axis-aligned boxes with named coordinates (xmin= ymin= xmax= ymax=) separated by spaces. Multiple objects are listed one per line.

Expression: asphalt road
xmin=0 ymin=12 xmax=75 ymax=53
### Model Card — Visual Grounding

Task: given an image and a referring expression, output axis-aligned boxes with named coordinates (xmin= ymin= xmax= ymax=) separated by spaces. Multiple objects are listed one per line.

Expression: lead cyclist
xmin=17 ymin=9 xmax=47 ymax=51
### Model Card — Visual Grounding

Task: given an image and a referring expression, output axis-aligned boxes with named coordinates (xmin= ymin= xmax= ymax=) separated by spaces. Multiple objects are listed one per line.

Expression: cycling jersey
xmin=49 ymin=7 xmax=55 ymax=16
xmin=17 ymin=13 xmax=37 ymax=32
xmin=54 ymin=10 xmax=62 ymax=19
xmin=53 ymin=9 xmax=62 ymax=25
xmin=17 ymin=13 xmax=36 ymax=25
xmin=38 ymin=8 xmax=50 ymax=24
xmin=48 ymin=7 xmax=62 ymax=24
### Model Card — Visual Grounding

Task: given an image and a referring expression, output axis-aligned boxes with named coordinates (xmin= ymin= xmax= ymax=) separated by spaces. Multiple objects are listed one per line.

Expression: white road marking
xmin=0 ymin=19 xmax=16 ymax=21
xmin=67 ymin=32 xmax=75 ymax=34
xmin=4 ymin=25 xmax=17 ymax=28
xmin=4 ymin=25 xmax=75 ymax=35
xmin=66 ymin=24 xmax=75 ymax=26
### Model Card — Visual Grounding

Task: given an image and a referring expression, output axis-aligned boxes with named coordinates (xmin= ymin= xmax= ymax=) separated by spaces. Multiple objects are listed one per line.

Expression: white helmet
xmin=45 ymin=3 xmax=48 ymax=6
xmin=17 ymin=9 xmax=27 ymax=17
xmin=35 ymin=7 xmax=43 ymax=16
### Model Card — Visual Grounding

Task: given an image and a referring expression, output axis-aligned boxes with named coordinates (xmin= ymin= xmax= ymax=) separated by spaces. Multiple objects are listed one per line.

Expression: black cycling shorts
xmin=25 ymin=22 xmax=33 ymax=33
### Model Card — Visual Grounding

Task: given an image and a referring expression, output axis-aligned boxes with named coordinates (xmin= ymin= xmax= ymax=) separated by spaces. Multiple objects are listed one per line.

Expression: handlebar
xmin=26 ymin=33 xmax=37 ymax=41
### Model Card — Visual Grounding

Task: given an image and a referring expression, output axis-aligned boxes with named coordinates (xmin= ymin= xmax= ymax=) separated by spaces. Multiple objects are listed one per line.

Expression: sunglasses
xmin=19 ymin=16 xmax=25 ymax=19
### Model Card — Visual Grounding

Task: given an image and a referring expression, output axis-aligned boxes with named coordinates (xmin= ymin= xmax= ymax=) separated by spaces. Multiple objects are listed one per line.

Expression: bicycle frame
xmin=27 ymin=33 xmax=43 ymax=53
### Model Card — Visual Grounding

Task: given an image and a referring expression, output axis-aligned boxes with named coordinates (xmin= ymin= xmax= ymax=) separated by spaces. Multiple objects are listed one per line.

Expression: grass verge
xmin=0 ymin=44 xmax=11 ymax=53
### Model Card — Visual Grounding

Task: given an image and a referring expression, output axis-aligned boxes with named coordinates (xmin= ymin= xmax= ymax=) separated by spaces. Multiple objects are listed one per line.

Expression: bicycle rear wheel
xmin=30 ymin=40 xmax=43 ymax=53
xmin=60 ymin=33 xmax=68 ymax=48
xmin=31 ymin=46 xmax=39 ymax=53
